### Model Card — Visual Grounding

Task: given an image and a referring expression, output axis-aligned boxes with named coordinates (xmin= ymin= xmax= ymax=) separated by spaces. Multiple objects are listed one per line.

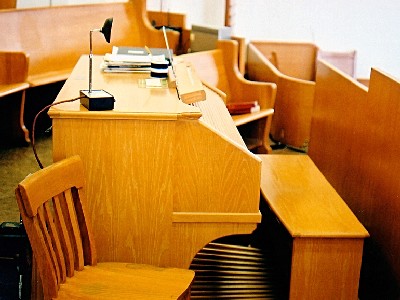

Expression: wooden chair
xmin=15 ymin=155 xmax=194 ymax=299
xmin=180 ymin=39 xmax=277 ymax=153
xmin=0 ymin=51 xmax=30 ymax=146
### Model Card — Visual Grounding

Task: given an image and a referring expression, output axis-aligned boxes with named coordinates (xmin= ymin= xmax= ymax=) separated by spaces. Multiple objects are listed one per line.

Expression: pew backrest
xmin=309 ymin=59 xmax=368 ymax=187
xmin=248 ymin=41 xmax=318 ymax=81
xmin=0 ymin=1 xmax=179 ymax=87
xmin=309 ymin=59 xmax=400 ymax=297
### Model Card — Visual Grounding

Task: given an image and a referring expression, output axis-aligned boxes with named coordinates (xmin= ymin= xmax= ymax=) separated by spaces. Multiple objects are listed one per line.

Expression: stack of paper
xmin=101 ymin=53 xmax=151 ymax=73
xmin=101 ymin=46 xmax=172 ymax=73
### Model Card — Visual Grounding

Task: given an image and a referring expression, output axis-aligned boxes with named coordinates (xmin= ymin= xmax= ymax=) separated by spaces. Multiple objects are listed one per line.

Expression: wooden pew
xmin=179 ymin=39 xmax=277 ymax=153
xmin=0 ymin=51 xmax=30 ymax=146
xmin=0 ymin=0 xmax=180 ymax=88
xmin=308 ymin=59 xmax=400 ymax=298
xmin=247 ymin=41 xmax=318 ymax=151
xmin=147 ymin=10 xmax=188 ymax=55
xmin=257 ymin=154 xmax=368 ymax=300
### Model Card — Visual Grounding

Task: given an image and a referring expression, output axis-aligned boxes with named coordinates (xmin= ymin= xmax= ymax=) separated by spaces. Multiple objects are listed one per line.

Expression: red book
xmin=226 ymin=101 xmax=260 ymax=115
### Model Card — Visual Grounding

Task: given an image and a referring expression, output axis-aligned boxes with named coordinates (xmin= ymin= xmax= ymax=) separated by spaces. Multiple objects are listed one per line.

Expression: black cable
xmin=31 ymin=96 xmax=83 ymax=169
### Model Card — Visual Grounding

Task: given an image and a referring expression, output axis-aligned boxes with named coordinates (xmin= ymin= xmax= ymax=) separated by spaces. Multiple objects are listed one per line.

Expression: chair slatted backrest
xmin=15 ymin=155 xmax=97 ymax=299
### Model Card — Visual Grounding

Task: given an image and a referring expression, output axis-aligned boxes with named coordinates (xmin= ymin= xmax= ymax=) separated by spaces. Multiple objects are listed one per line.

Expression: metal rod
xmin=89 ymin=30 xmax=93 ymax=93
xmin=88 ymin=29 xmax=101 ymax=93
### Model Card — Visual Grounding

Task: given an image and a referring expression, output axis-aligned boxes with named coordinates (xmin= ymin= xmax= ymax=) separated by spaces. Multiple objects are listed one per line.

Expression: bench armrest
xmin=217 ymin=40 xmax=277 ymax=109
xmin=230 ymin=75 xmax=277 ymax=109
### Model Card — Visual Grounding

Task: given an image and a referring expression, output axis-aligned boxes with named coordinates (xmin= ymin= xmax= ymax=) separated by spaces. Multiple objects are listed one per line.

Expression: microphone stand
xmin=89 ymin=28 xmax=101 ymax=93
xmin=80 ymin=18 xmax=114 ymax=111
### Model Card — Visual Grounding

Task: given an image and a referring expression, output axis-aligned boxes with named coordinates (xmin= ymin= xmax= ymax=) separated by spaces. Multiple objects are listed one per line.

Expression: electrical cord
xmin=31 ymin=96 xmax=84 ymax=169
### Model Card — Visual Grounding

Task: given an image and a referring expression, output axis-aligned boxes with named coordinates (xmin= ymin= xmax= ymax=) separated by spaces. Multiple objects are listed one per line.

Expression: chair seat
xmin=57 ymin=262 xmax=194 ymax=299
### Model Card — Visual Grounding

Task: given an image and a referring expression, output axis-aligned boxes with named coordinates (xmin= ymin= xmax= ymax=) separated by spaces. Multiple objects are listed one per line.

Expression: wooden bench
xmin=257 ymin=154 xmax=369 ymax=299
xmin=247 ymin=41 xmax=318 ymax=151
xmin=0 ymin=0 xmax=180 ymax=88
xmin=179 ymin=39 xmax=277 ymax=153
xmin=0 ymin=51 xmax=30 ymax=146
xmin=147 ymin=10 xmax=188 ymax=55
xmin=308 ymin=59 xmax=400 ymax=298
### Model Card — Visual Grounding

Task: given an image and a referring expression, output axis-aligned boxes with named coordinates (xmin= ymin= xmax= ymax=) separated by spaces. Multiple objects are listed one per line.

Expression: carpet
xmin=0 ymin=133 xmax=53 ymax=224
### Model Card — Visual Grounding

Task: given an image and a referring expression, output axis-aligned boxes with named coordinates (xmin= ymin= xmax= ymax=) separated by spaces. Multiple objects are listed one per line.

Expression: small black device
xmin=80 ymin=90 xmax=115 ymax=111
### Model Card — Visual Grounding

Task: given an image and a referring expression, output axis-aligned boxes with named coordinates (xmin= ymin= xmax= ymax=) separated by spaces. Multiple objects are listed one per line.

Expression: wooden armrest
xmin=230 ymin=79 xmax=277 ymax=109
xmin=202 ymin=81 xmax=227 ymax=102
xmin=231 ymin=108 xmax=274 ymax=126
xmin=0 ymin=83 xmax=29 ymax=98
xmin=28 ymin=69 xmax=72 ymax=87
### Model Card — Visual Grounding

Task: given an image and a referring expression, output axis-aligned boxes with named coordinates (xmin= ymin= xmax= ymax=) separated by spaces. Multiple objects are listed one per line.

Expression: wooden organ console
xmin=48 ymin=55 xmax=262 ymax=270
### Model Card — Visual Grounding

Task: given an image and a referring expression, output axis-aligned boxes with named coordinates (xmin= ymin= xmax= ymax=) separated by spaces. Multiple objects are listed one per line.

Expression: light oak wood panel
xmin=309 ymin=59 xmax=368 ymax=197
xmin=52 ymin=118 xmax=176 ymax=265
xmin=290 ymin=238 xmax=364 ymax=300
